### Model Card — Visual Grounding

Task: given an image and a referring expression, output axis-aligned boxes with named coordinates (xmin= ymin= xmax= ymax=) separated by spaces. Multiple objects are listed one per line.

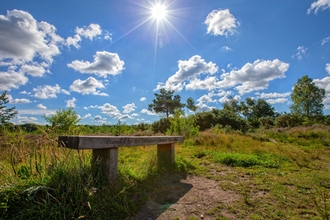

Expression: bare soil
xmin=132 ymin=172 xmax=241 ymax=220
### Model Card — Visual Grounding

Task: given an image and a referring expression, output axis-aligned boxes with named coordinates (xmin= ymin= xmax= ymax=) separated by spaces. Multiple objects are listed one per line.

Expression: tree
xmin=0 ymin=91 xmax=18 ymax=125
xmin=186 ymin=97 xmax=197 ymax=112
xmin=290 ymin=75 xmax=325 ymax=118
xmin=223 ymin=96 xmax=240 ymax=114
xmin=148 ymin=88 xmax=185 ymax=119
xmin=43 ymin=107 xmax=81 ymax=134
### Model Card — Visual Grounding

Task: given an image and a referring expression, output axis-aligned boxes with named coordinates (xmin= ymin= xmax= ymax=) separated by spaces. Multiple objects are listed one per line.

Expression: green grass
xmin=1 ymin=125 xmax=330 ymax=219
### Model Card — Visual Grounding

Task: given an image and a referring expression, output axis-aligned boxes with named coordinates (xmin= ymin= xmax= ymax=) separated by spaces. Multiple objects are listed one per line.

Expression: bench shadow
xmin=131 ymin=172 xmax=193 ymax=220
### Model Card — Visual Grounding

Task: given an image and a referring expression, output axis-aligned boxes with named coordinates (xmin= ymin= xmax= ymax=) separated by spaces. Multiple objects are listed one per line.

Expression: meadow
xmin=0 ymin=125 xmax=329 ymax=219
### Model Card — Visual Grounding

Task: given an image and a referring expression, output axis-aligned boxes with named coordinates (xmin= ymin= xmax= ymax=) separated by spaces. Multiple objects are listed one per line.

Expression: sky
xmin=1 ymin=0 xmax=330 ymax=125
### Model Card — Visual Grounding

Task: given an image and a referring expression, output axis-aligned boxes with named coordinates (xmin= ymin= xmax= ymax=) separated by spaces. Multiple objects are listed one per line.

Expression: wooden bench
xmin=58 ymin=136 xmax=184 ymax=181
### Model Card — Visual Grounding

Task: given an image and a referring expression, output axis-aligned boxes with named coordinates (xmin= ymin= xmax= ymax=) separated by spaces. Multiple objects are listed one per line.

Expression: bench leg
xmin=92 ymin=148 xmax=118 ymax=181
xmin=157 ymin=143 xmax=175 ymax=166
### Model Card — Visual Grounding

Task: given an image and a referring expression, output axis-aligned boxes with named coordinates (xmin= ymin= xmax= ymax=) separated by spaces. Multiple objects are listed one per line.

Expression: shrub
xmin=275 ymin=114 xmax=303 ymax=128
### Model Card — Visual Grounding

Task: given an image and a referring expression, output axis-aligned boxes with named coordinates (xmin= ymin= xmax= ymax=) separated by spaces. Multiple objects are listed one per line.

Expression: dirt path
xmin=132 ymin=173 xmax=241 ymax=220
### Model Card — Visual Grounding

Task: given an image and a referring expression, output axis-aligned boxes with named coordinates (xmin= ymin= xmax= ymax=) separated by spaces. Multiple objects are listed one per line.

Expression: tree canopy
xmin=43 ymin=108 xmax=81 ymax=134
xmin=148 ymin=88 xmax=185 ymax=119
xmin=186 ymin=97 xmax=197 ymax=112
xmin=290 ymin=75 xmax=325 ymax=118
xmin=0 ymin=91 xmax=18 ymax=125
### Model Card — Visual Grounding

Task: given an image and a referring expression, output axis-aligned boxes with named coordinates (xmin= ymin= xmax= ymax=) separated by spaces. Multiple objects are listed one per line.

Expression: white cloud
xmin=140 ymin=97 xmax=146 ymax=102
xmin=21 ymin=63 xmax=48 ymax=77
xmin=292 ymin=46 xmax=308 ymax=60
xmin=0 ymin=71 xmax=29 ymax=90
xmin=70 ymin=77 xmax=108 ymax=96
xmin=0 ymin=10 xmax=62 ymax=62
xmin=264 ymin=98 xmax=289 ymax=104
xmin=197 ymin=93 xmax=216 ymax=103
xmin=322 ymin=35 xmax=330 ymax=45
xmin=18 ymin=109 xmax=55 ymax=115
xmin=122 ymin=103 xmax=137 ymax=113
xmin=259 ymin=92 xmax=291 ymax=99
xmin=33 ymin=84 xmax=69 ymax=99
xmin=82 ymin=113 xmax=92 ymax=119
xmin=218 ymin=59 xmax=289 ymax=95
xmin=67 ymin=51 xmax=125 ymax=77
xmin=221 ymin=46 xmax=232 ymax=51
xmin=141 ymin=108 xmax=159 ymax=116
xmin=314 ymin=76 xmax=330 ymax=107
xmin=76 ymin=23 xmax=102 ymax=40
xmin=186 ymin=76 xmax=219 ymax=91
xmin=196 ymin=102 xmax=215 ymax=112
xmin=65 ymin=23 xmax=103 ymax=48
xmin=156 ymin=55 xmax=218 ymax=91
xmin=307 ymin=0 xmax=330 ymax=14
xmin=99 ymin=103 xmax=122 ymax=118
xmin=37 ymin=104 xmax=47 ymax=109
xmin=66 ymin=97 xmax=77 ymax=108
xmin=6 ymin=94 xmax=31 ymax=104
xmin=326 ymin=63 xmax=330 ymax=74
xmin=14 ymin=115 xmax=39 ymax=124
xmin=205 ymin=9 xmax=239 ymax=37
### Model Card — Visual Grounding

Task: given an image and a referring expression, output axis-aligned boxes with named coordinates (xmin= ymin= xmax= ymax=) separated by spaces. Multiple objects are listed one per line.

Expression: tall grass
xmin=1 ymin=125 xmax=330 ymax=219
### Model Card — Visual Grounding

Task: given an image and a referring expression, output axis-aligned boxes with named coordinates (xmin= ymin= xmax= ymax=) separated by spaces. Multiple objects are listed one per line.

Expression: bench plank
xmin=58 ymin=136 xmax=184 ymax=149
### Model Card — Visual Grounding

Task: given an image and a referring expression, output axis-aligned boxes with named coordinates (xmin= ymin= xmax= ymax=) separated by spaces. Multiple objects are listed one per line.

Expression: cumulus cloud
xmin=140 ymin=97 xmax=146 ymax=102
xmin=0 ymin=10 xmax=62 ymax=62
xmin=196 ymin=102 xmax=215 ymax=112
xmin=140 ymin=108 xmax=159 ymax=116
xmin=205 ymin=9 xmax=239 ymax=37
xmin=259 ymin=92 xmax=291 ymax=99
xmin=98 ymin=103 xmax=122 ymax=118
xmin=37 ymin=104 xmax=47 ymax=109
xmin=70 ymin=77 xmax=108 ymax=96
xmin=156 ymin=55 xmax=218 ymax=91
xmin=0 ymin=10 xmax=64 ymax=90
xmin=6 ymin=94 xmax=32 ymax=104
xmin=122 ymin=103 xmax=137 ymax=113
xmin=82 ymin=113 xmax=92 ymax=119
xmin=307 ymin=0 xmax=330 ymax=14
xmin=0 ymin=71 xmax=29 ymax=91
xmin=33 ymin=84 xmax=69 ymax=99
xmin=21 ymin=63 xmax=48 ymax=77
xmin=67 ymin=51 xmax=125 ymax=77
xmin=66 ymin=23 xmax=103 ymax=48
xmin=292 ymin=46 xmax=308 ymax=60
xmin=218 ymin=59 xmax=289 ymax=95
xmin=197 ymin=93 xmax=216 ymax=103
xmin=66 ymin=97 xmax=77 ymax=108
xmin=14 ymin=115 xmax=39 ymax=124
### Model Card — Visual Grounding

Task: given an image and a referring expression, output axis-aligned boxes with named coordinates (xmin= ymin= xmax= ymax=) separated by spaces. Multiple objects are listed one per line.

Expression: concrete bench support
xmin=92 ymin=148 xmax=118 ymax=180
xmin=58 ymin=136 xmax=184 ymax=181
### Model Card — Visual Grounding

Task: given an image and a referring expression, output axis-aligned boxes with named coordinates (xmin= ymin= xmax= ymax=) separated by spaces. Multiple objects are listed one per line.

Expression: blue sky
xmin=1 ymin=0 xmax=330 ymax=125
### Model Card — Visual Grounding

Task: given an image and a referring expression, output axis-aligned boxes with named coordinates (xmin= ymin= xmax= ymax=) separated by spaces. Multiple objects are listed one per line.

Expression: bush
xmin=151 ymin=118 xmax=171 ymax=134
xmin=275 ymin=114 xmax=303 ymax=128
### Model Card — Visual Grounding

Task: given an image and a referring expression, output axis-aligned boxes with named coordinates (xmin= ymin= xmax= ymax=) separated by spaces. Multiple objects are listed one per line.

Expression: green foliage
xmin=148 ymin=88 xmax=185 ymax=119
xmin=290 ymin=75 xmax=326 ymax=118
xmin=0 ymin=91 xmax=18 ymax=126
xmin=275 ymin=113 xmax=303 ymax=127
xmin=42 ymin=108 xmax=81 ymax=134
xmin=195 ymin=109 xmax=248 ymax=132
xmin=214 ymin=152 xmax=280 ymax=168
xmin=151 ymin=117 xmax=171 ymax=134
xmin=166 ymin=109 xmax=199 ymax=138
xmin=186 ymin=97 xmax=197 ymax=112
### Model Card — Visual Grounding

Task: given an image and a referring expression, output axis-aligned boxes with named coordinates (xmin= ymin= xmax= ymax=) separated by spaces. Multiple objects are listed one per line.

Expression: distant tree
xmin=186 ymin=97 xmax=197 ymax=112
xmin=148 ymin=88 xmax=185 ymax=119
xmin=43 ymin=107 xmax=81 ymax=134
xmin=0 ymin=91 xmax=18 ymax=125
xmin=290 ymin=75 xmax=325 ymax=118
xmin=223 ymin=96 xmax=240 ymax=114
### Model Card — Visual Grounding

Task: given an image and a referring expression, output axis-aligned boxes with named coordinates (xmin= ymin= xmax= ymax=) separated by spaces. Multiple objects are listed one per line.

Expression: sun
xmin=151 ymin=4 xmax=167 ymax=20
